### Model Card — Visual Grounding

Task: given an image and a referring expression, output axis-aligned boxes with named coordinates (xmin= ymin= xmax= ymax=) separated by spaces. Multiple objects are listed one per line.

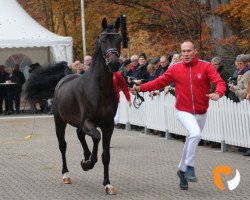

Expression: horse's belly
xmin=99 ymin=106 xmax=116 ymax=119
xmin=57 ymin=105 xmax=81 ymax=128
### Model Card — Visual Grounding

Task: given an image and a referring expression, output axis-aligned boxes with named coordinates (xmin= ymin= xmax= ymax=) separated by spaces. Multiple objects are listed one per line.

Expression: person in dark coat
xmin=13 ymin=64 xmax=26 ymax=113
xmin=6 ymin=67 xmax=19 ymax=114
xmin=0 ymin=65 xmax=8 ymax=114
xmin=129 ymin=53 xmax=150 ymax=85
xmin=211 ymin=57 xmax=230 ymax=97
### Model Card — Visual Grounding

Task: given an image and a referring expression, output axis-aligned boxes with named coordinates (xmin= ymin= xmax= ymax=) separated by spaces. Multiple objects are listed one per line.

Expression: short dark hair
xmin=138 ymin=53 xmax=147 ymax=60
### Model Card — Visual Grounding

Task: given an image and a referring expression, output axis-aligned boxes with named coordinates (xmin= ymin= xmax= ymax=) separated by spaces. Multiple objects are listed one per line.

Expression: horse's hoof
xmin=81 ymin=160 xmax=90 ymax=171
xmin=63 ymin=172 xmax=71 ymax=184
xmin=105 ymin=184 xmax=117 ymax=195
xmin=63 ymin=177 xmax=71 ymax=184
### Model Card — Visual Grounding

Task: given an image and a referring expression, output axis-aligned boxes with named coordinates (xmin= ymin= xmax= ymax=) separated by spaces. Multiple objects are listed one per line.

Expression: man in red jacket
xmin=131 ymin=40 xmax=226 ymax=190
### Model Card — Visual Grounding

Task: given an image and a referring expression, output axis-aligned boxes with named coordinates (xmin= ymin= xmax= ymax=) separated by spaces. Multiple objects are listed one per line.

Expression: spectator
xmin=0 ymin=65 xmax=8 ymax=114
xmin=211 ymin=57 xmax=230 ymax=97
xmin=6 ymin=67 xmax=19 ymax=114
xmin=155 ymin=55 xmax=169 ymax=78
xmin=150 ymin=57 xmax=160 ymax=71
xmin=119 ymin=59 xmax=132 ymax=80
xmin=13 ymin=64 xmax=26 ymax=114
xmin=131 ymin=40 xmax=226 ymax=190
xmin=72 ymin=60 xmax=82 ymax=74
xmin=227 ymin=67 xmax=240 ymax=103
xmin=169 ymin=53 xmax=181 ymax=67
xmin=130 ymin=54 xmax=139 ymax=71
xmin=147 ymin=64 xmax=156 ymax=81
xmin=164 ymin=53 xmax=181 ymax=95
xmin=82 ymin=55 xmax=92 ymax=74
xmin=129 ymin=53 xmax=150 ymax=85
xmin=229 ymin=54 xmax=250 ymax=101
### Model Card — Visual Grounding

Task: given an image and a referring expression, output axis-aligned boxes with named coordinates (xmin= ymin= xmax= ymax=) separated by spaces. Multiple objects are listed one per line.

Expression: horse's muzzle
xmin=109 ymin=60 xmax=120 ymax=72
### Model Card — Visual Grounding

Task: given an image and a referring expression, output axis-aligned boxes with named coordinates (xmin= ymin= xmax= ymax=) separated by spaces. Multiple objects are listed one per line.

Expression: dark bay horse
xmin=25 ymin=18 xmax=121 ymax=194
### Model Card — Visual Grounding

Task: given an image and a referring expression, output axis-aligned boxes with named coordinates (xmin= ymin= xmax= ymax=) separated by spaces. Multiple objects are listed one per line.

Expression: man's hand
xmin=130 ymin=85 xmax=140 ymax=95
xmin=206 ymin=93 xmax=220 ymax=101
xmin=133 ymin=80 xmax=142 ymax=85
xmin=127 ymin=101 xmax=132 ymax=107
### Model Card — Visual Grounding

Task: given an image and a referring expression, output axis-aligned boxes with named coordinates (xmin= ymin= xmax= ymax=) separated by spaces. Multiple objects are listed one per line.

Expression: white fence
xmin=119 ymin=92 xmax=250 ymax=148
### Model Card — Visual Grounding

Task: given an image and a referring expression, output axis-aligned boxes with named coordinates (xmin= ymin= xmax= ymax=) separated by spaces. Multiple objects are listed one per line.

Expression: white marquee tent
xmin=0 ymin=0 xmax=73 ymax=78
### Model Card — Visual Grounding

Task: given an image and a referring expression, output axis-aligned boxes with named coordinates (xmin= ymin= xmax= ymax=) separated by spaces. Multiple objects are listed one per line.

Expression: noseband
xmin=99 ymin=32 xmax=120 ymax=66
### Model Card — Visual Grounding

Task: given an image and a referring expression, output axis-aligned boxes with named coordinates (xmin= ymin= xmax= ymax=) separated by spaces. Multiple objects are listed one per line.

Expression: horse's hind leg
xmin=54 ymin=115 xmax=70 ymax=184
xmin=82 ymin=118 xmax=101 ymax=140
xmin=76 ymin=128 xmax=91 ymax=161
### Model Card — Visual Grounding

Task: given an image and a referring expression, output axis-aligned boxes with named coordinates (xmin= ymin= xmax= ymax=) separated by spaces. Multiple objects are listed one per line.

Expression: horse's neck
xmin=90 ymin=45 xmax=113 ymax=84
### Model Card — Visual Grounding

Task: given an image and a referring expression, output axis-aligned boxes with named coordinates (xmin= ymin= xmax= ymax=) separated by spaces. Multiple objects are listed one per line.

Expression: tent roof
xmin=0 ymin=0 xmax=72 ymax=48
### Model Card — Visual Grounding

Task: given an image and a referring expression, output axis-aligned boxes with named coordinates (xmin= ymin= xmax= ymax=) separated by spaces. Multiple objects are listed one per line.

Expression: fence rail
xmin=119 ymin=92 xmax=250 ymax=148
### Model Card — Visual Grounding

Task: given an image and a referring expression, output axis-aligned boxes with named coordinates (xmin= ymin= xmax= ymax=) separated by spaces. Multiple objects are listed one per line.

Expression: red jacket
xmin=140 ymin=56 xmax=226 ymax=114
xmin=113 ymin=71 xmax=130 ymax=103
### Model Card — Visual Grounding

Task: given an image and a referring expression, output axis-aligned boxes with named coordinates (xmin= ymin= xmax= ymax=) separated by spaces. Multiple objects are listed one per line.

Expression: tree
xmin=110 ymin=0 xmax=212 ymax=58
xmin=215 ymin=0 xmax=250 ymax=54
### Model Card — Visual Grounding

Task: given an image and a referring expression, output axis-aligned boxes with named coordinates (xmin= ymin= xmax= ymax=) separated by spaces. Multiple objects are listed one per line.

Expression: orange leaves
xmin=216 ymin=0 xmax=250 ymax=30
xmin=215 ymin=0 xmax=250 ymax=54
xmin=18 ymin=0 xmax=249 ymax=60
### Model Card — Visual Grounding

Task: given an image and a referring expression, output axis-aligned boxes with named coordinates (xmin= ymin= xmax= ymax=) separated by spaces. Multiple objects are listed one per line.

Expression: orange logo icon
xmin=214 ymin=166 xmax=240 ymax=191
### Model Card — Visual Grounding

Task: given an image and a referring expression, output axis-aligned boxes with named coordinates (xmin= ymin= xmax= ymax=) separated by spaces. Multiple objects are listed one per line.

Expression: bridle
xmin=99 ymin=32 xmax=120 ymax=67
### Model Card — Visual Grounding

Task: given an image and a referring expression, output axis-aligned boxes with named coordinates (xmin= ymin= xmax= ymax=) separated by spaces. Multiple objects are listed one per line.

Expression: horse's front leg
xmin=101 ymin=124 xmax=117 ymax=195
xmin=76 ymin=128 xmax=91 ymax=161
xmin=80 ymin=119 xmax=101 ymax=171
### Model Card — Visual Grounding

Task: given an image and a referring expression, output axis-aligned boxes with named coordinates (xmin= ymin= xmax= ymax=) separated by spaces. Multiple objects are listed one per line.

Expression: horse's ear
xmin=115 ymin=17 xmax=120 ymax=30
xmin=102 ymin=18 xmax=107 ymax=30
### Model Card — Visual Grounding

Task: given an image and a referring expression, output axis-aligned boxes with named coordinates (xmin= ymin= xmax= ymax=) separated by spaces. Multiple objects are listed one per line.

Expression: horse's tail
xmin=24 ymin=61 xmax=70 ymax=103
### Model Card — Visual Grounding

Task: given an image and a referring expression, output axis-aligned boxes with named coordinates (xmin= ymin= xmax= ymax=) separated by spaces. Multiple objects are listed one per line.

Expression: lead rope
xmin=25 ymin=111 xmax=36 ymax=140
xmin=133 ymin=92 xmax=144 ymax=109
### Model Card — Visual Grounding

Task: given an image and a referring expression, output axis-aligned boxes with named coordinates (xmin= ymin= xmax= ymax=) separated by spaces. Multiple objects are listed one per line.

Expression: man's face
xmin=181 ymin=42 xmax=197 ymax=64
xmin=160 ymin=58 xmax=168 ymax=68
xmin=138 ymin=57 xmax=146 ymax=65
xmin=84 ymin=56 xmax=92 ymax=65
xmin=211 ymin=62 xmax=221 ymax=70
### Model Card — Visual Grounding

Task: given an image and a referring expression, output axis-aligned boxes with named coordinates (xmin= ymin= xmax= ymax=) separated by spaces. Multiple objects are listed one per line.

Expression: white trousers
xmin=176 ymin=110 xmax=207 ymax=172
xmin=114 ymin=103 xmax=121 ymax=125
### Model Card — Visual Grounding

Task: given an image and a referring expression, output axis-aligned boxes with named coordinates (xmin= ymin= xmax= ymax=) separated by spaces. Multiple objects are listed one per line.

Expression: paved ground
xmin=0 ymin=115 xmax=249 ymax=200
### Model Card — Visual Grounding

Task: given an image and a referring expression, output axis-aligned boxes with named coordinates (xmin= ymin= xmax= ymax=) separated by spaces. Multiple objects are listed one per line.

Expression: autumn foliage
xmin=17 ymin=0 xmax=249 ymax=61
xmin=215 ymin=0 xmax=250 ymax=54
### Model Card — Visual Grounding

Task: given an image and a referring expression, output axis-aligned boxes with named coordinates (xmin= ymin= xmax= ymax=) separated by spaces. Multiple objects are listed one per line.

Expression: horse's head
xmin=99 ymin=17 xmax=121 ymax=72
